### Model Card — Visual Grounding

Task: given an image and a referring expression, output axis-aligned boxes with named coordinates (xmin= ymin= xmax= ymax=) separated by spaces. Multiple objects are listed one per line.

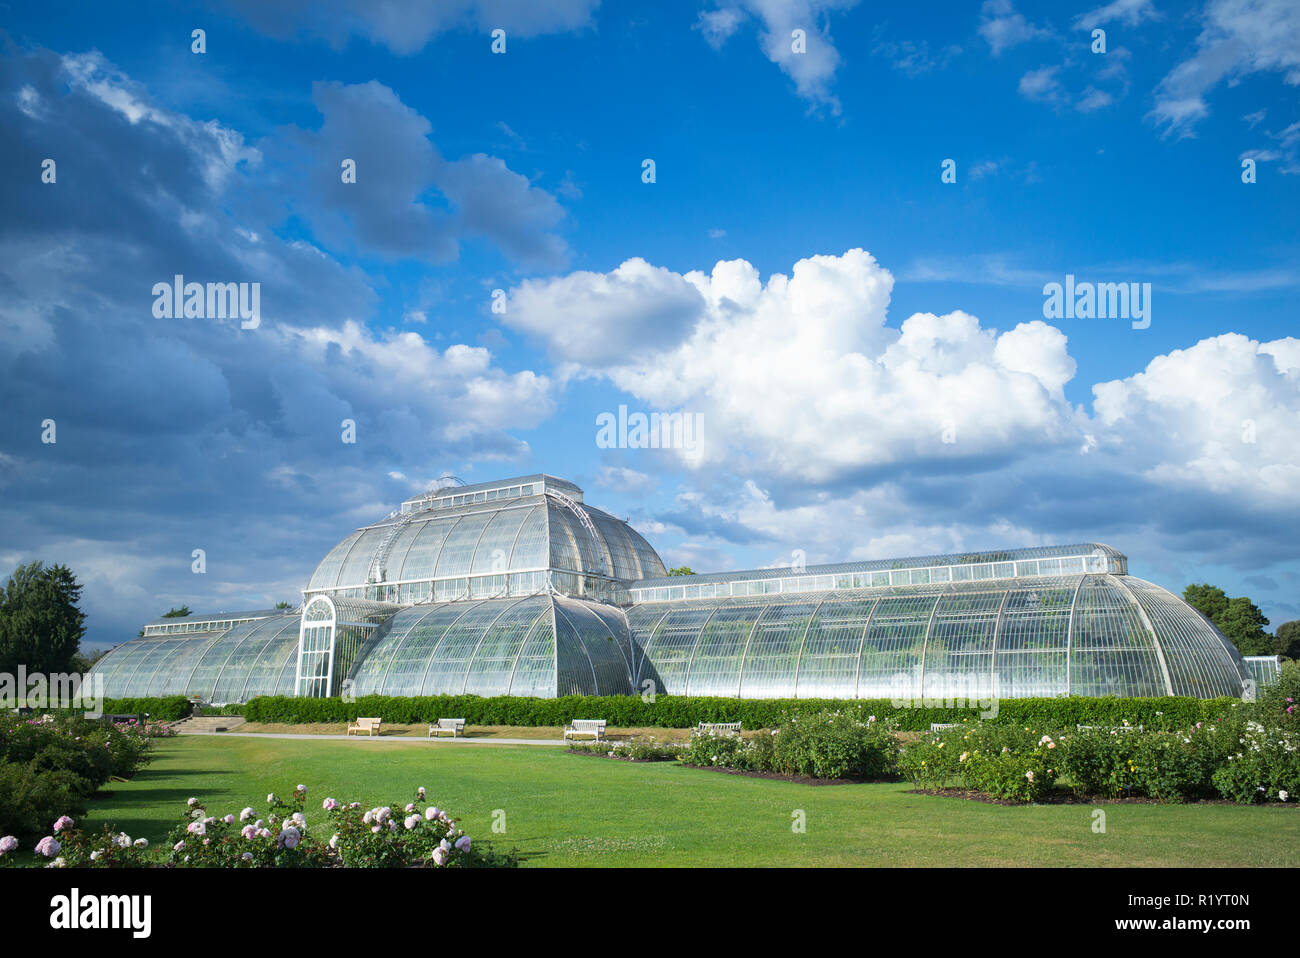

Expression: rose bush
xmin=165 ymin=784 xmax=517 ymax=868
xmin=1211 ymin=721 xmax=1300 ymax=804
xmin=567 ymin=738 xmax=683 ymax=761
xmin=0 ymin=713 xmax=161 ymax=840
xmin=678 ymin=709 xmax=898 ymax=780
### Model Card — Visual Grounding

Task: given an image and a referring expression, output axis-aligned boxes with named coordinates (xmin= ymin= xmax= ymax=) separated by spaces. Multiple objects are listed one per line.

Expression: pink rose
xmin=35 ymin=836 xmax=61 ymax=857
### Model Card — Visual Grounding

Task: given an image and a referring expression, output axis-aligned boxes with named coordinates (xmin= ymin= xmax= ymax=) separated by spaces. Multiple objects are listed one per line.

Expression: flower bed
xmin=566 ymin=739 xmax=683 ymax=761
xmin=898 ymin=717 xmax=1299 ymax=805
xmin=898 ymin=724 xmax=1059 ymax=802
xmin=678 ymin=709 xmax=900 ymax=781
xmin=5 ymin=785 xmax=517 ymax=868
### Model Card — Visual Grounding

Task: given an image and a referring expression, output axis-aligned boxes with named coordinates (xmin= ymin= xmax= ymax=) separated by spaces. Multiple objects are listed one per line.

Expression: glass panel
xmin=434 ymin=513 xmax=492 ymax=578
xmin=1069 ymin=576 xmax=1167 ymax=697
xmin=686 ymin=604 xmax=766 ymax=697
xmin=739 ymin=601 xmax=818 ymax=698
xmin=1123 ymin=578 xmax=1245 ymax=698
xmin=465 ymin=598 xmax=551 ymax=696
xmin=797 ymin=596 xmax=875 ymax=698
xmin=921 ymin=590 xmax=1002 ymax=701
xmin=859 ymin=594 xmax=936 ymax=699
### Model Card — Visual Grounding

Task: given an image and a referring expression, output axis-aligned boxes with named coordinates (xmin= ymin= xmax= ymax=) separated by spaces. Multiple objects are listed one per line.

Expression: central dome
xmin=305 ymin=474 xmax=665 ymax=605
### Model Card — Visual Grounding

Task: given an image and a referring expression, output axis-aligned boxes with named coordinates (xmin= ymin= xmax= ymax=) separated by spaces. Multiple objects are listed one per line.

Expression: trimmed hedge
xmin=241 ymin=693 xmax=1242 ymax=731
xmin=101 ymin=696 xmax=193 ymax=721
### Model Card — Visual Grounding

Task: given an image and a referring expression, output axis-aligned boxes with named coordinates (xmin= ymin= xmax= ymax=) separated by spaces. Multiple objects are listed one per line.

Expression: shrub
xmin=770 ymin=709 xmax=898 ymax=780
xmin=677 ymin=709 xmax=898 ymax=780
xmin=679 ymin=730 xmax=754 ymax=769
xmin=744 ymin=728 xmax=777 ymax=771
xmin=161 ymin=785 xmax=516 ymax=868
xmin=1130 ymin=727 xmax=1224 ymax=802
xmin=1056 ymin=727 xmax=1144 ymax=799
xmin=960 ymin=748 xmax=1057 ymax=803
xmin=0 ymin=713 xmax=159 ymax=839
xmin=897 ymin=734 xmax=959 ymax=790
xmin=567 ymin=739 xmax=682 ymax=761
xmin=1056 ymin=720 xmax=1242 ymax=802
xmin=0 ymin=761 xmax=89 ymax=844
xmin=1254 ymin=660 xmax=1300 ymax=730
xmin=948 ymin=725 xmax=1059 ymax=802
xmin=100 ymin=697 xmax=192 ymax=721
xmin=899 ymin=724 xmax=1057 ymax=802
xmin=24 ymin=817 xmax=154 ymax=868
xmin=1211 ymin=721 xmax=1300 ymax=804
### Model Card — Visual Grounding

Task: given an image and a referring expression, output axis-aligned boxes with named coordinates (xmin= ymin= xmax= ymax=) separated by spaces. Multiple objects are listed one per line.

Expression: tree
xmin=666 ymin=567 xmax=696 ymax=576
xmin=1183 ymin=584 xmax=1229 ymax=623
xmin=275 ymin=601 xmax=293 ymax=610
xmin=0 ymin=561 xmax=87 ymax=674
xmin=1273 ymin=621 xmax=1300 ymax=660
xmin=1182 ymin=584 xmax=1270 ymax=655
xmin=1217 ymin=596 xmax=1272 ymax=655
xmin=161 ymin=605 xmax=191 ymax=618
xmin=69 ymin=648 xmax=106 ymax=673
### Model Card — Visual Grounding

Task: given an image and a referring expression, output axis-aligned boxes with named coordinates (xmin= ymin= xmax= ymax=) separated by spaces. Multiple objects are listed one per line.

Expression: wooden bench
xmin=347 ymin=717 xmax=382 ymax=737
xmin=428 ymin=718 xmax=466 ymax=738
xmin=564 ymin=719 xmax=607 ymax=741
xmin=697 ymin=722 xmax=742 ymax=736
xmin=930 ymin=723 xmax=959 ymax=732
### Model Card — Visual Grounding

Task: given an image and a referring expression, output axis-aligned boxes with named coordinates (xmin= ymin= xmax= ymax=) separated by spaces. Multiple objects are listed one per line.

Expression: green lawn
xmin=83 ymin=736 xmax=1300 ymax=867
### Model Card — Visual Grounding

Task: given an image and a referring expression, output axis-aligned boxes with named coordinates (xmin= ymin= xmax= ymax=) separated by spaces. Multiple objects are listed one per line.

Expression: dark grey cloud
xmin=0 ymin=47 xmax=558 ymax=647
xmin=264 ymin=80 xmax=569 ymax=269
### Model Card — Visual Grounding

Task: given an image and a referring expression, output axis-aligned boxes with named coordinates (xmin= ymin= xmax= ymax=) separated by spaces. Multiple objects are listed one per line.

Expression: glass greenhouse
xmin=88 ymin=474 xmax=1257 ymax=703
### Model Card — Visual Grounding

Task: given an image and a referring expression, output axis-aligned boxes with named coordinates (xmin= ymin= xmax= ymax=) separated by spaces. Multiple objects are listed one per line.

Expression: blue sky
xmin=0 ymin=0 xmax=1297 ymax=649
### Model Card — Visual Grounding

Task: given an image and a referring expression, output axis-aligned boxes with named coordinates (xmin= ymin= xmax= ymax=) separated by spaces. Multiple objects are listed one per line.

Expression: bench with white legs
xmin=697 ymin=722 xmax=742 ymax=736
xmin=564 ymin=719 xmax=607 ymax=741
xmin=930 ymin=723 xmax=959 ymax=732
xmin=347 ymin=717 xmax=382 ymax=737
xmin=428 ymin=718 xmax=466 ymax=738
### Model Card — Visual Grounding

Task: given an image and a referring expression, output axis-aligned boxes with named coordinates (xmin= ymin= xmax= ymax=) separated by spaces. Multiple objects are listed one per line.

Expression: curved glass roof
xmin=629 ymin=543 xmax=1127 ymax=598
xmin=307 ymin=490 xmax=665 ymax=599
xmin=627 ymin=574 xmax=1247 ymax=699
xmin=344 ymin=594 xmax=634 ymax=698
xmin=89 ymin=614 xmax=302 ymax=701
